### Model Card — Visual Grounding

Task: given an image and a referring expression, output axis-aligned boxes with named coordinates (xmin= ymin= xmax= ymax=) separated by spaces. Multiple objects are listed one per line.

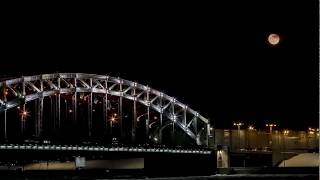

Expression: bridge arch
xmin=0 ymin=73 xmax=210 ymax=146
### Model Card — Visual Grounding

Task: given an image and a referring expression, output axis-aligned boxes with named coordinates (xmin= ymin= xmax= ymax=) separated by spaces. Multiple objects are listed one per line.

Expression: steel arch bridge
xmin=0 ymin=73 xmax=210 ymax=147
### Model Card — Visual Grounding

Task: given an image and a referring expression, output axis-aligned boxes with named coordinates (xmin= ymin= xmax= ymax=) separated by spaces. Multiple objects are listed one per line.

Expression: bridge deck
xmin=0 ymin=144 xmax=212 ymax=154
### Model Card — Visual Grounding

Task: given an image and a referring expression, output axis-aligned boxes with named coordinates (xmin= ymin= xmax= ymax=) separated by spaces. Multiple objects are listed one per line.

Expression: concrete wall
xmin=211 ymin=129 xmax=319 ymax=167
xmin=211 ymin=129 xmax=318 ymax=152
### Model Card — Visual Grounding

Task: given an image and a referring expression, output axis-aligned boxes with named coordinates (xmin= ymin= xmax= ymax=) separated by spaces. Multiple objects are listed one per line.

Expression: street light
xmin=233 ymin=122 xmax=243 ymax=150
xmin=266 ymin=123 xmax=277 ymax=147
xmin=248 ymin=125 xmax=255 ymax=131
xmin=282 ymin=129 xmax=289 ymax=167
xmin=266 ymin=124 xmax=277 ymax=134
xmin=233 ymin=122 xmax=244 ymax=130
xmin=247 ymin=125 xmax=255 ymax=149
xmin=308 ymin=128 xmax=318 ymax=147
xmin=308 ymin=127 xmax=319 ymax=136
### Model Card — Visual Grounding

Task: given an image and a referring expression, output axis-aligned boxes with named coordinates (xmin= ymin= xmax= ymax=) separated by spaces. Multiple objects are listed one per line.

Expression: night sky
xmin=1 ymin=1 xmax=318 ymax=130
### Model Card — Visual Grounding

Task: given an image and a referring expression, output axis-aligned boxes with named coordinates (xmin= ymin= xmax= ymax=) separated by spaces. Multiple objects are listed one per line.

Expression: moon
xmin=268 ymin=33 xmax=280 ymax=45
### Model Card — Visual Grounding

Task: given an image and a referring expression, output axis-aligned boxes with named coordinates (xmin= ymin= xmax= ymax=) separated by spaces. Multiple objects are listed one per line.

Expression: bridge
xmin=0 ymin=73 xmax=210 ymax=146
xmin=0 ymin=73 xmax=215 ymax=175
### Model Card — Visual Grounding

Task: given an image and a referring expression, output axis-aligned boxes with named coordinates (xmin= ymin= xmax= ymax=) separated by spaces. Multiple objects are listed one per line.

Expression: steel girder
xmin=0 ymin=73 xmax=210 ymax=146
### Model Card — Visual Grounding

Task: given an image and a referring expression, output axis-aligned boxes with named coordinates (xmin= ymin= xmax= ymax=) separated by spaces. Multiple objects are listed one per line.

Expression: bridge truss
xmin=0 ymin=73 xmax=210 ymax=147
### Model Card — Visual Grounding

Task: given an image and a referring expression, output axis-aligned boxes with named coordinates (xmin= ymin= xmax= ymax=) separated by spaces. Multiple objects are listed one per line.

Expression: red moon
xmin=268 ymin=33 xmax=280 ymax=45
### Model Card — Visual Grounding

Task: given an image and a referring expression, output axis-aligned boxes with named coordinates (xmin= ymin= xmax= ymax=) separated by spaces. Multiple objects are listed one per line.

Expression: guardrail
xmin=0 ymin=144 xmax=212 ymax=155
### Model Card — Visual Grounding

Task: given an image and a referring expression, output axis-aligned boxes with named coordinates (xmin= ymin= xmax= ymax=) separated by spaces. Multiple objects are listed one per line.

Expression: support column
xmin=73 ymin=78 xmax=77 ymax=125
xmin=119 ymin=80 xmax=123 ymax=139
xmin=57 ymin=77 xmax=61 ymax=133
xmin=40 ymin=98 xmax=43 ymax=137
xmin=119 ymin=96 xmax=123 ymax=139
xmin=73 ymin=93 xmax=77 ymax=124
xmin=194 ymin=118 xmax=198 ymax=139
xmin=183 ymin=108 xmax=187 ymax=127
xmin=132 ymin=100 xmax=137 ymax=142
xmin=57 ymin=94 xmax=61 ymax=132
xmin=52 ymin=96 xmax=56 ymax=134
xmin=21 ymin=80 xmax=26 ymax=135
xmin=159 ymin=96 xmax=163 ymax=143
xmin=88 ymin=78 xmax=93 ymax=137
xmin=38 ymin=79 xmax=44 ymax=137
xmin=146 ymin=107 xmax=150 ymax=142
xmin=103 ymin=77 xmax=109 ymax=139
xmin=88 ymin=93 xmax=92 ymax=137
xmin=21 ymin=104 xmax=26 ymax=135
xmin=132 ymin=88 xmax=137 ymax=142
xmin=4 ymin=110 xmax=7 ymax=140
xmin=103 ymin=93 xmax=108 ymax=136
xmin=3 ymin=85 xmax=7 ymax=140
xmin=171 ymin=103 xmax=175 ymax=144
xmin=206 ymin=124 xmax=210 ymax=147
xmin=36 ymin=98 xmax=43 ymax=137
xmin=145 ymin=89 xmax=150 ymax=142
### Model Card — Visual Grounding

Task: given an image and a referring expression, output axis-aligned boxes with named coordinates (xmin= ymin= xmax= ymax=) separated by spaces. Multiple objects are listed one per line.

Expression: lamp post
xmin=247 ymin=125 xmax=255 ymax=149
xmin=283 ymin=130 xmax=289 ymax=167
xmin=233 ymin=122 xmax=243 ymax=150
xmin=266 ymin=123 xmax=277 ymax=147
xmin=308 ymin=128 xmax=319 ymax=148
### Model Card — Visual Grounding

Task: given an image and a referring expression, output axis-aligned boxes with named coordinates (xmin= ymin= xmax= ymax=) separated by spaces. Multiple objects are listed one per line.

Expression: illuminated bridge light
xmin=0 ymin=144 xmax=211 ymax=155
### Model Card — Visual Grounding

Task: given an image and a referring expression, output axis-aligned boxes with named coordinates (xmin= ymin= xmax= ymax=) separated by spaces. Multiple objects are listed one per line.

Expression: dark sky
xmin=1 ymin=1 xmax=319 ymax=130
